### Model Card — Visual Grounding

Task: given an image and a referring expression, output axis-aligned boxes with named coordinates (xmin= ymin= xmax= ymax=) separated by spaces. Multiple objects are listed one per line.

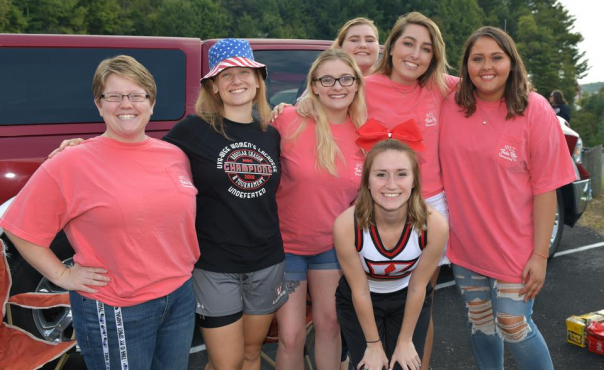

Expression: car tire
xmin=548 ymin=188 xmax=565 ymax=258
xmin=6 ymin=231 xmax=78 ymax=369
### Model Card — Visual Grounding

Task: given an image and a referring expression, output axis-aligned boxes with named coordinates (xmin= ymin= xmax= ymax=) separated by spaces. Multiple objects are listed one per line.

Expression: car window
xmin=253 ymin=50 xmax=323 ymax=107
xmin=0 ymin=48 xmax=186 ymax=126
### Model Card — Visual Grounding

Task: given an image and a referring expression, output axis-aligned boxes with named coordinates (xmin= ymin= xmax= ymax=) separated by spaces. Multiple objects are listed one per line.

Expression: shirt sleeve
xmin=527 ymin=94 xmax=576 ymax=195
xmin=163 ymin=115 xmax=196 ymax=155
xmin=0 ymin=165 xmax=70 ymax=247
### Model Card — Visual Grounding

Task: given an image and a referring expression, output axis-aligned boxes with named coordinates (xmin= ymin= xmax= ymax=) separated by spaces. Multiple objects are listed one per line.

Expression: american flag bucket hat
xmin=201 ymin=38 xmax=267 ymax=83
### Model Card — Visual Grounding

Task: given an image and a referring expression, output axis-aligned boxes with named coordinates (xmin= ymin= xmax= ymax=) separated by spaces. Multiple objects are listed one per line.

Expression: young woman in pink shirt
xmin=272 ymin=49 xmax=366 ymax=370
xmin=439 ymin=27 xmax=575 ymax=370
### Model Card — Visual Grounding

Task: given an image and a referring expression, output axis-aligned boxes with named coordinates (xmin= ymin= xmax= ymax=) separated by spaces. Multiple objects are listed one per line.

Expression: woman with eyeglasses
xmin=272 ymin=48 xmax=366 ymax=370
xmin=0 ymin=55 xmax=200 ymax=370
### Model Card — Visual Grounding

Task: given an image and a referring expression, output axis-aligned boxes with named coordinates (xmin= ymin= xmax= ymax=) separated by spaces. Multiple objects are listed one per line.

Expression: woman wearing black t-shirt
xmin=164 ymin=39 xmax=288 ymax=370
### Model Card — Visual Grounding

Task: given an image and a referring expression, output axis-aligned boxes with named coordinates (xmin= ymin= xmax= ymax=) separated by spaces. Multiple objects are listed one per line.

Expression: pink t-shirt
xmin=273 ymin=107 xmax=364 ymax=255
xmin=0 ymin=136 xmax=200 ymax=306
xmin=365 ymin=73 xmax=458 ymax=198
xmin=439 ymin=92 xmax=576 ymax=282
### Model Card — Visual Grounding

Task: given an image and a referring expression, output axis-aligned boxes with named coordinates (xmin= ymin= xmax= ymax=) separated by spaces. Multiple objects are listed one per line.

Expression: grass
xmin=577 ymin=179 xmax=604 ymax=235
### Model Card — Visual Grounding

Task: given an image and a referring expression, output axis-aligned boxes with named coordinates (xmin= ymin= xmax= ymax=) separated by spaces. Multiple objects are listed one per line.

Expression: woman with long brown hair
xmin=440 ymin=27 xmax=575 ymax=369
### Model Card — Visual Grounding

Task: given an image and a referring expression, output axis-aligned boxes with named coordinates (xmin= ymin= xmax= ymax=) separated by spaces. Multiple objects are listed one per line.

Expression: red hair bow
xmin=355 ymin=118 xmax=425 ymax=152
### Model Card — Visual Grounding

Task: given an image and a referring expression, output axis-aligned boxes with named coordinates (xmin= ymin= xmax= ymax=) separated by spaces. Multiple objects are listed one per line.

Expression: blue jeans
xmin=452 ymin=264 xmax=553 ymax=370
xmin=70 ymin=278 xmax=195 ymax=370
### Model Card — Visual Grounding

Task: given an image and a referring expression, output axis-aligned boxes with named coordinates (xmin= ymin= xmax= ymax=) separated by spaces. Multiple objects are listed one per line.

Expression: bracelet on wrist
xmin=366 ymin=338 xmax=381 ymax=344
xmin=533 ymin=251 xmax=548 ymax=259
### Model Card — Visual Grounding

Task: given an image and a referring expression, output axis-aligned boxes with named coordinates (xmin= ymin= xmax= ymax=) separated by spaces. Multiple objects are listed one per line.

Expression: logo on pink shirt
xmin=179 ymin=176 xmax=195 ymax=188
xmin=498 ymin=144 xmax=518 ymax=162
xmin=424 ymin=112 xmax=437 ymax=127
xmin=354 ymin=162 xmax=363 ymax=177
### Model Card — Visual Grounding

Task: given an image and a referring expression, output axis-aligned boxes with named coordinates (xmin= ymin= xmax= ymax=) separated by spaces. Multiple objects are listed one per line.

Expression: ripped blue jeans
xmin=452 ymin=264 xmax=553 ymax=370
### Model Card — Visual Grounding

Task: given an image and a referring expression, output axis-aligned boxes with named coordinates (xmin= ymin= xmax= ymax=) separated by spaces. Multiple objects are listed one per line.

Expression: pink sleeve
xmin=444 ymin=74 xmax=460 ymax=92
xmin=0 ymin=166 xmax=70 ymax=247
xmin=272 ymin=107 xmax=303 ymax=138
xmin=527 ymin=93 xmax=576 ymax=195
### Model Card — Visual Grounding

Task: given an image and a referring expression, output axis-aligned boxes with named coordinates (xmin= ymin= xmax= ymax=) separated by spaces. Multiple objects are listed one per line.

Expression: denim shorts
xmin=70 ymin=278 xmax=195 ymax=370
xmin=284 ymin=247 xmax=341 ymax=281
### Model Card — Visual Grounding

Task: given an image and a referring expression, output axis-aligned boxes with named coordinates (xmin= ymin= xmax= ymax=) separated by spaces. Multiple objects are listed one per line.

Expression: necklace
xmin=390 ymin=78 xmax=418 ymax=97
xmin=476 ymin=105 xmax=488 ymax=125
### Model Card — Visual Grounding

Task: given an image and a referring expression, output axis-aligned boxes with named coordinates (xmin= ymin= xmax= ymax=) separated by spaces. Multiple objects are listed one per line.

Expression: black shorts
xmin=335 ymin=276 xmax=433 ymax=370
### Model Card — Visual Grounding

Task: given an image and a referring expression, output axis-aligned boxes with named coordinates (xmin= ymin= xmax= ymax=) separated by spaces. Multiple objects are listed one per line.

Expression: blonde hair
xmin=294 ymin=49 xmax=367 ymax=176
xmin=332 ymin=17 xmax=379 ymax=49
xmin=355 ymin=140 xmax=427 ymax=231
xmin=374 ymin=12 xmax=450 ymax=97
xmin=92 ymin=55 xmax=157 ymax=105
xmin=195 ymin=69 xmax=271 ymax=138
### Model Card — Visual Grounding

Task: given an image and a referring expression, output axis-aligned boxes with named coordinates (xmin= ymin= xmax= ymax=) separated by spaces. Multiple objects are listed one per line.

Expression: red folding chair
xmin=1 ymin=239 xmax=76 ymax=370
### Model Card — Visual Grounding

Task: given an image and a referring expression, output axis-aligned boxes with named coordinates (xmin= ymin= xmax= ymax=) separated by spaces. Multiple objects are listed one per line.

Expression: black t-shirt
xmin=164 ymin=114 xmax=283 ymax=273
xmin=553 ymin=103 xmax=571 ymax=123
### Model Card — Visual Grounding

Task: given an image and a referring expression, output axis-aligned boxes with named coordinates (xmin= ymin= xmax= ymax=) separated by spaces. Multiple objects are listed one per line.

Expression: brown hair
xmin=551 ymin=90 xmax=567 ymax=105
xmin=92 ymin=55 xmax=157 ymax=105
xmin=355 ymin=140 xmax=427 ymax=231
xmin=455 ymin=26 xmax=532 ymax=119
xmin=195 ymin=69 xmax=271 ymax=138
xmin=293 ymin=49 xmax=367 ymax=176
xmin=332 ymin=17 xmax=379 ymax=49
xmin=374 ymin=12 xmax=450 ymax=97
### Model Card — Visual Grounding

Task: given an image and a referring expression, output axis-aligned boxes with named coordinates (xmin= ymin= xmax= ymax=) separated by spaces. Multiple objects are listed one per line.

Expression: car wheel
xmin=548 ymin=189 xmax=565 ymax=258
xmin=6 ymin=231 xmax=78 ymax=369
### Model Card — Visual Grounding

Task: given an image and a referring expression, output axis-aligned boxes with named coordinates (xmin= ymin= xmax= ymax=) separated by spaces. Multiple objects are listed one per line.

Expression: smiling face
xmin=340 ymin=24 xmax=379 ymax=75
xmin=96 ymin=74 xmax=154 ymax=143
xmin=311 ymin=59 xmax=359 ymax=119
xmin=467 ymin=36 xmax=511 ymax=102
xmin=389 ymin=24 xmax=433 ymax=85
xmin=369 ymin=149 xmax=415 ymax=214
xmin=212 ymin=67 xmax=259 ymax=115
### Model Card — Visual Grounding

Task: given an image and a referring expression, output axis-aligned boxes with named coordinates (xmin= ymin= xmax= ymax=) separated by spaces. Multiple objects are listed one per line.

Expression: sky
xmin=557 ymin=0 xmax=603 ymax=84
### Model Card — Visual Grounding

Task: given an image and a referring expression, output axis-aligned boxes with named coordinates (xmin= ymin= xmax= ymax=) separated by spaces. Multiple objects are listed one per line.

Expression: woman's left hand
xmin=389 ymin=340 xmax=421 ymax=370
xmin=520 ymin=254 xmax=547 ymax=302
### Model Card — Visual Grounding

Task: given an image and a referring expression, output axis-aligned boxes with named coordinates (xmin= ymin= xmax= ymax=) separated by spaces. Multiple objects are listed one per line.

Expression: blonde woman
xmin=272 ymin=49 xmax=366 ymax=370
xmin=332 ymin=17 xmax=380 ymax=76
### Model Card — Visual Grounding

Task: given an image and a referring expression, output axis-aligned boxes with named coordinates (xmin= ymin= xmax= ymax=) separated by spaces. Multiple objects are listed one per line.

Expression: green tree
xmin=435 ymin=0 xmax=483 ymax=72
xmin=574 ymin=89 xmax=604 ymax=146
xmin=20 ymin=0 xmax=86 ymax=34
xmin=153 ymin=0 xmax=228 ymax=38
xmin=81 ymin=0 xmax=134 ymax=35
xmin=0 ymin=0 xmax=27 ymax=32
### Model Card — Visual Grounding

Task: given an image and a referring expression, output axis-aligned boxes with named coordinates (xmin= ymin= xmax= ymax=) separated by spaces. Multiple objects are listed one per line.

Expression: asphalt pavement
xmin=63 ymin=224 xmax=604 ymax=370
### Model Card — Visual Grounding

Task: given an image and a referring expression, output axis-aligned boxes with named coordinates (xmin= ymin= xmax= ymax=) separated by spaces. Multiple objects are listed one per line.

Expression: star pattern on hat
xmin=202 ymin=38 xmax=267 ymax=82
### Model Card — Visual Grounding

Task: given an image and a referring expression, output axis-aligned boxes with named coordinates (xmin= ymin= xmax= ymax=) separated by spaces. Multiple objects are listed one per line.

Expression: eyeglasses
xmin=313 ymin=75 xmax=356 ymax=87
xmin=101 ymin=93 xmax=149 ymax=102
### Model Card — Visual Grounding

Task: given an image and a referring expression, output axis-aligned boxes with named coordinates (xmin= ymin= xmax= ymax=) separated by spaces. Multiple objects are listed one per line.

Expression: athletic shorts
xmin=425 ymin=191 xmax=450 ymax=266
xmin=193 ymin=262 xmax=288 ymax=328
xmin=284 ymin=247 xmax=341 ymax=281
